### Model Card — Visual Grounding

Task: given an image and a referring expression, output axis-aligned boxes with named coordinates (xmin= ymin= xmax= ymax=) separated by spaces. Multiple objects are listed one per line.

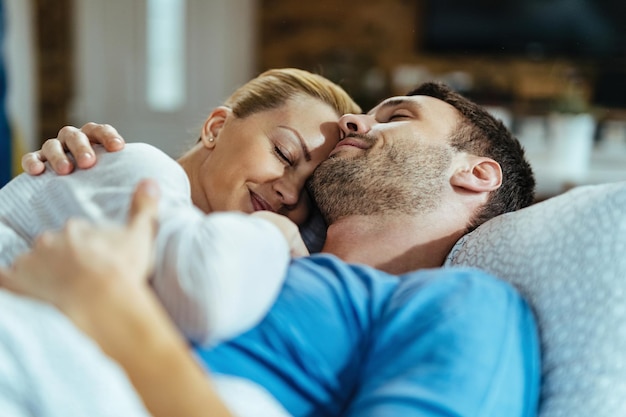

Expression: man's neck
xmin=320 ymin=212 xmax=466 ymax=275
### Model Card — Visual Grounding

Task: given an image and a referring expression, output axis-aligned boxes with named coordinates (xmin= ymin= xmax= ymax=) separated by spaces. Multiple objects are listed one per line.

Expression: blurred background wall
xmin=3 ymin=0 xmax=626 ymax=195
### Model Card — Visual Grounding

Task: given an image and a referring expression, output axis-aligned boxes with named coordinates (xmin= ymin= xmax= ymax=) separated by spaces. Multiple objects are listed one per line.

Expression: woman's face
xmin=198 ymin=96 xmax=342 ymax=224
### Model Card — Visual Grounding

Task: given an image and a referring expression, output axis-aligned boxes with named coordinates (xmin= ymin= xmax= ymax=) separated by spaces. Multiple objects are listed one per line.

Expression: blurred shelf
xmin=527 ymin=150 xmax=626 ymax=200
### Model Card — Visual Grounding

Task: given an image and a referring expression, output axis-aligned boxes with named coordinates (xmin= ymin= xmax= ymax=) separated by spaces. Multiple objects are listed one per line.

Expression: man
xmin=311 ymin=82 xmax=534 ymax=270
xmin=12 ymin=82 xmax=538 ymax=417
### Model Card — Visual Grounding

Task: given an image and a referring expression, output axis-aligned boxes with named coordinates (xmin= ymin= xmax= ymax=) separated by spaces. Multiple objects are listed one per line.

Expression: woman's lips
xmin=250 ymin=192 xmax=274 ymax=212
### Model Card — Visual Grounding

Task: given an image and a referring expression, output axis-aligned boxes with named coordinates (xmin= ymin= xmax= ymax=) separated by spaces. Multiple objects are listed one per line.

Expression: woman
xmin=0 ymin=180 xmax=238 ymax=417
xmin=1 ymin=68 xmax=360 ymax=346
xmin=0 ymin=68 xmax=360 ymax=417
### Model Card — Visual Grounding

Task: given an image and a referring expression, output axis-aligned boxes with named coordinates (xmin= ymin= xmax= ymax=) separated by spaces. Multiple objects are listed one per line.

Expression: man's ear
xmin=200 ymin=106 xmax=231 ymax=149
xmin=450 ymin=156 xmax=502 ymax=192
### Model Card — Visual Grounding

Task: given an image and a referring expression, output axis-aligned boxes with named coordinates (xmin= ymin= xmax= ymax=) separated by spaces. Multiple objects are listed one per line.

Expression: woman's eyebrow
xmin=278 ymin=125 xmax=311 ymax=162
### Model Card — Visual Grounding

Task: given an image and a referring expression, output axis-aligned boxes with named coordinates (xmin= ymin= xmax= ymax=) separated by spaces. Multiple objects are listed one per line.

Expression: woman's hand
xmin=0 ymin=180 xmax=233 ymax=417
xmin=0 ymin=179 xmax=159 ymax=323
xmin=22 ymin=122 xmax=126 ymax=175
xmin=251 ymin=211 xmax=310 ymax=257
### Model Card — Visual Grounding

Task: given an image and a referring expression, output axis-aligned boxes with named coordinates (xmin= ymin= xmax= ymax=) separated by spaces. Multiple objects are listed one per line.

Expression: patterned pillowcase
xmin=445 ymin=181 xmax=626 ymax=417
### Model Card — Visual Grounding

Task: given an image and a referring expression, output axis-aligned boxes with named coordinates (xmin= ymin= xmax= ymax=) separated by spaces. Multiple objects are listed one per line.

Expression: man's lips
xmin=250 ymin=192 xmax=274 ymax=212
xmin=330 ymin=138 xmax=370 ymax=156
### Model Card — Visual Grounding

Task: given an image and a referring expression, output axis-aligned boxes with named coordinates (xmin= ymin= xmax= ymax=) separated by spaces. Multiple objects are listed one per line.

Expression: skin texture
xmin=177 ymin=96 xmax=341 ymax=224
xmin=23 ymin=97 xmax=342 ymax=226
xmin=315 ymin=94 xmax=502 ymax=273
xmin=310 ymin=96 xmax=460 ymax=223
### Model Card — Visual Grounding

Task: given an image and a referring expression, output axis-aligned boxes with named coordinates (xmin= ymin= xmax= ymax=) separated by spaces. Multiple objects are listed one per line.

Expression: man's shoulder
xmin=282 ymin=260 xmax=530 ymax=331
xmin=396 ymin=266 xmax=527 ymax=310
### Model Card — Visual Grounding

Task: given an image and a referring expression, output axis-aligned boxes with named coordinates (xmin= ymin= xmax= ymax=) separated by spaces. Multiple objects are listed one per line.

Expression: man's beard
xmin=310 ymin=140 xmax=452 ymax=224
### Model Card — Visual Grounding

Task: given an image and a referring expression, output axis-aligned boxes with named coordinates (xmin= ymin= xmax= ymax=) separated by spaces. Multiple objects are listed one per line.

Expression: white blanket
xmin=0 ymin=289 xmax=291 ymax=417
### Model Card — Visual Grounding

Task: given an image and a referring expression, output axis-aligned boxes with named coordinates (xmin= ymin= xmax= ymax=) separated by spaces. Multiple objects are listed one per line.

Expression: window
xmin=146 ymin=0 xmax=186 ymax=111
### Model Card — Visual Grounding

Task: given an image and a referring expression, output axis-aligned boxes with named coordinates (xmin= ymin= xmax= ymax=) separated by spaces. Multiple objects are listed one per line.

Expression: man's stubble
xmin=310 ymin=139 xmax=452 ymax=225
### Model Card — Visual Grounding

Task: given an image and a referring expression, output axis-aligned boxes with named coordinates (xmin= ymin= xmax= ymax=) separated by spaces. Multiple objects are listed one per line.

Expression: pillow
xmin=445 ymin=181 xmax=626 ymax=417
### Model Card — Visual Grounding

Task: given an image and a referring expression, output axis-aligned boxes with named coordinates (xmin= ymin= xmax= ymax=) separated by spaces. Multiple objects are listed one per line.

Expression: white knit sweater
xmin=0 ymin=143 xmax=290 ymax=345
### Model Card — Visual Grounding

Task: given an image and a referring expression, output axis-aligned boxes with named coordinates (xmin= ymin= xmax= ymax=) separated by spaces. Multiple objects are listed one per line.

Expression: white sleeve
xmin=152 ymin=211 xmax=291 ymax=346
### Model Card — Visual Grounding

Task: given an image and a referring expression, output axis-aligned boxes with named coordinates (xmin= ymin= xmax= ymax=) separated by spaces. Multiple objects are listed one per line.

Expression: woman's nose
xmin=273 ymin=177 xmax=299 ymax=207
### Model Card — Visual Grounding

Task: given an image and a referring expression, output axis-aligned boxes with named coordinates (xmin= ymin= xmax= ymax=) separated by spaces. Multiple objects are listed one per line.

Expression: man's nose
xmin=338 ymin=113 xmax=371 ymax=136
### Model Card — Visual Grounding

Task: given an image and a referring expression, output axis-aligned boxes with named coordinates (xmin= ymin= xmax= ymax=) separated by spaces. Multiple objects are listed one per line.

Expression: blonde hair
xmin=224 ymin=68 xmax=361 ymax=118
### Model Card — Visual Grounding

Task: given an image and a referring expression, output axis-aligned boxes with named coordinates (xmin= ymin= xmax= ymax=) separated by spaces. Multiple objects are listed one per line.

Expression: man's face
xmin=310 ymin=95 xmax=461 ymax=224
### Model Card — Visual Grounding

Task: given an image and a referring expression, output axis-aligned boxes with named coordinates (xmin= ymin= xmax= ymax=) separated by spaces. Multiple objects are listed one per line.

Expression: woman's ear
xmin=200 ymin=106 xmax=231 ymax=149
xmin=451 ymin=156 xmax=502 ymax=193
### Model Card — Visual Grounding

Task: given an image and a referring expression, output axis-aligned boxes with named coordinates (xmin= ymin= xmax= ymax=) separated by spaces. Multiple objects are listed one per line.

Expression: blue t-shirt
xmin=194 ymin=254 xmax=539 ymax=417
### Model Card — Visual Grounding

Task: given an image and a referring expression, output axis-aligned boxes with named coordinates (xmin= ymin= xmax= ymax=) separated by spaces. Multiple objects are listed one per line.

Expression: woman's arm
xmin=80 ymin=266 xmax=233 ymax=417
xmin=0 ymin=180 xmax=232 ymax=417
xmin=23 ymin=124 xmax=302 ymax=345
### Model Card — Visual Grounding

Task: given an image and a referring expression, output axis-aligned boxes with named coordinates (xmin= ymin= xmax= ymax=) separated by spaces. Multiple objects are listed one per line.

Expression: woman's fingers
xmin=80 ymin=123 xmax=125 ymax=149
xmin=42 ymin=137 xmax=75 ymax=173
xmin=21 ymin=123 xmax=126 ymax=176
xmin=21 ymin=150 xmax=47 ymax=175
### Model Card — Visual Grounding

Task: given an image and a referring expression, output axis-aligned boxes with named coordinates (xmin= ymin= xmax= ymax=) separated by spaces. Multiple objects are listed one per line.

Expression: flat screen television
xmin=420 ymin=0 xmax=626 ymax=60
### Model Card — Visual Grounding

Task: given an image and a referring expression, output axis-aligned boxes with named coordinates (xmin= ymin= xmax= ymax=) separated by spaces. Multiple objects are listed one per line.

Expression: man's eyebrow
xmin=278 ymin=125 xmax=311 ymax=162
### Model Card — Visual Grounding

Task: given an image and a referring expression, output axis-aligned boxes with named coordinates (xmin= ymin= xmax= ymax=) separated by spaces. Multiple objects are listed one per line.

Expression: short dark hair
xmin=408 ymin=82 xmax=536 ymax=231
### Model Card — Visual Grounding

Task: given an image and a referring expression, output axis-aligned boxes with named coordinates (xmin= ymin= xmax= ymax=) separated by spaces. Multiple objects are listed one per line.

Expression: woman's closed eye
xmin=274 ymin=146 xmax=294 ymax=166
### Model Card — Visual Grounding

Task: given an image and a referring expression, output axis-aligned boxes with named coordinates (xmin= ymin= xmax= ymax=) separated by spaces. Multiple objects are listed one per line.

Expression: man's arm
xmin=0 ymin=180 xmax=233 ymax=417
